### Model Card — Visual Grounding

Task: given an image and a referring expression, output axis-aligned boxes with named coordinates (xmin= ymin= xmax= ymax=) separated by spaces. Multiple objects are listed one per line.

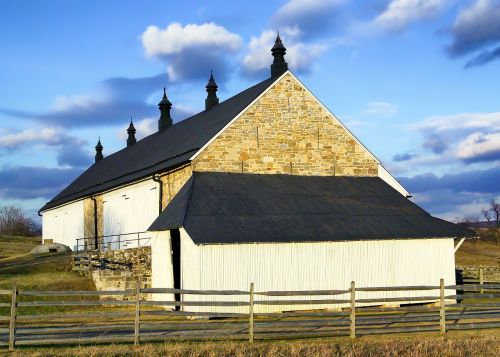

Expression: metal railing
xmin=75 ymin=231 xmax=151 ymax=253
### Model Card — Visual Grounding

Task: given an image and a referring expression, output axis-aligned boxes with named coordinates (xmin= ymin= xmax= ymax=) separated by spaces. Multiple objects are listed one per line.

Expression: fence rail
xmin=1 ymin=280 xmax=500 ymax=350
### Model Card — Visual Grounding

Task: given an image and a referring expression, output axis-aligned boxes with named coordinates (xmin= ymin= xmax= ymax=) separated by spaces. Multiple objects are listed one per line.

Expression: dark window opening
xmin=170 ymin=228 xmax=181 ymax=310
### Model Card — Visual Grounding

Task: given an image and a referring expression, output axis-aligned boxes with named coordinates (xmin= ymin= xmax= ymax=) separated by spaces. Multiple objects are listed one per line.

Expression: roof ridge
xmin=44 ymin=149 xmax=198 ymax=207
xmin=41 ymin=76 xmax=277 ymax=211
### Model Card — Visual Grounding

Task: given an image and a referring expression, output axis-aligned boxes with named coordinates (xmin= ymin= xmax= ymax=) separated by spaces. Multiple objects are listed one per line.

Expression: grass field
xmin=0 ymin=235 xmax=94 ymax=292
xmin=455 ymin=239 xmax=500 ymax=266
xmin=5 ymin=330 xmax=500 ymax=357
xmin=0 ymin=235 xmax=96 ymax=316
xmin=0 ymin=235 xmax=499 ymax=356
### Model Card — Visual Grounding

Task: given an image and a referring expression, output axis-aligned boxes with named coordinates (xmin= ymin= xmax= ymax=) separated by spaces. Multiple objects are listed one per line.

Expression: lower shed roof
xmin=148 ymin=172 xmax=474 ymax=244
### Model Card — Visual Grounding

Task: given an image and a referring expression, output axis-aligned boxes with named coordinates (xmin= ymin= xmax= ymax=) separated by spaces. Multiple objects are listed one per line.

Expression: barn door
xmin=170 ymin=228 xmax=181 ymax=310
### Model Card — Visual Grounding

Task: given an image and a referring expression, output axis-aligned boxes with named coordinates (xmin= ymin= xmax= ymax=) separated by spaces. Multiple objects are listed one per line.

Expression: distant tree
xmin=456 ymin=216 xmax=480 ymax=229
xmin=481 ymin=208 xmax=491 ymax=222
xmin=491 ymin=199 xmax=500 ymax=228
xmin=0 ymin=205 xmax=40 ymax=237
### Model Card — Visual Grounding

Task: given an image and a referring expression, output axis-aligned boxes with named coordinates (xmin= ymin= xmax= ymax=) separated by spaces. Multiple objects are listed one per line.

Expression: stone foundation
xmin=89 ymin=246 xmax=152 ymax=300
xmin=456 ymin=265 xmax=500 ymax=283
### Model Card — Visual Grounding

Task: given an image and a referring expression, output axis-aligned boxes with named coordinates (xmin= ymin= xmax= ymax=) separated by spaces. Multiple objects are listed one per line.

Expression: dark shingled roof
xmin=148 ymin=172 xmax=474 ymax=244
xmin=40 ymin=77 xmax=277 ymax=211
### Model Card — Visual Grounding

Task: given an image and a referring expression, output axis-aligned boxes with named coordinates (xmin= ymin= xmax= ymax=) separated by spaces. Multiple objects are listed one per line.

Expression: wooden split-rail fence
xmin=1 ymin=280 xmax=500 ymax=350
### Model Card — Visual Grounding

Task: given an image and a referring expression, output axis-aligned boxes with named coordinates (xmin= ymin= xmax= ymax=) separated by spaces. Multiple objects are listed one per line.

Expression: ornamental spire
xmin=127 ymin=118 xmax=137 ymax=147
xmin=205 ymin=70 xmax=219 ymax=110
xmin=271 ymin=33 xmax=288 ymax=77
xmin=158 ymin=87 xmax=173 ymax=131
xmin=95 ymin=137 xmax=103 ymax=163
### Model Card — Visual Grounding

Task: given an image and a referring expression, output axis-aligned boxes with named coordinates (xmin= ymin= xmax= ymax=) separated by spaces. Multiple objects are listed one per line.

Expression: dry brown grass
xmin=0 ymin=235 xmax=40 ymax=260
xmin=0 ymin=235 xmax=95 ymax=316
xmin=4 ymin=330 xmax=499 ymax=357
xmin=1 ymin=235 xmax=499 ymax=355
xmin=455 ymin=239 xmax=500 ymax=266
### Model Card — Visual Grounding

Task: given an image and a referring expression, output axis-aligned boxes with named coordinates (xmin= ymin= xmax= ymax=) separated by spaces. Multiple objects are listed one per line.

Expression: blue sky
xmin=0 ymin=0 xmax=499 ymax=222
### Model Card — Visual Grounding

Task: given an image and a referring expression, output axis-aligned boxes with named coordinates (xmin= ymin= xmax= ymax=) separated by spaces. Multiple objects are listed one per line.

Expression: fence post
xmin=134 ymin=278 xmax=141 ymax=346
xmin=9 ymin=284 xmax=17 ymax=351
xmin=350 ymin=281 xmax=356 ymax=339
xmin=249 ymin=282 xmax=254 ymax=343
xmin=440 ymin=278 xmax=446 ymax=334
xmin=479 ymin=268 xmax=484 ymax=294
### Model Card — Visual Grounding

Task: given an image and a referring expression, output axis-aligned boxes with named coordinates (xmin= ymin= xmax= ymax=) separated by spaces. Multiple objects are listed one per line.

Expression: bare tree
xmin=0 ymin=205 xmax=40 ymax=236
xmin=456 ymin=216 xmax=480 ymax=229
xmin=491 ymin=199 xmax=500 ymax=228
xmin=482 ymin=208 xmax=492 ymax=225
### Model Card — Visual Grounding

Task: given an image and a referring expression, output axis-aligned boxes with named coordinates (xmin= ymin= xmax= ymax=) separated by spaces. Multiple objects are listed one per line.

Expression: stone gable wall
xmin=193 ymin=73 xmax=378 ymax=176
xmin=159 ymin=164 xmax=192 ymax=210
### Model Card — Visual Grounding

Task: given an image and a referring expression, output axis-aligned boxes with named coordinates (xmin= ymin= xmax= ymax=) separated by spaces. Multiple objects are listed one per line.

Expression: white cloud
xmin=456 ymin=131 xmax=500 ymax=161
xmin=374 ymin=0 xmax=451 ymax=32
xmin=141 ymin=23 xmax=242 ymax=57
xmin=274 ymin=0 xmax=343 ymax=20
xmin=52 ymin=95 xmax=105 ymax=112
xmin=415 ymin=112 xmax=500 ymax=132
xmin=134 ymin=118 xmax=157 ymax=139
xmin=448 ymin=0 xmax=500 ymax=55
xmin=362 ymin=101 xmax=399 ymax=117
xmin=117 ymin=118 xmax=156 ymax=142
xmin=141 ymin=23 xmax=242 ymax=82
xmin=272 ymin=0 xmax=346 ymax=38
xmin=412 ymin=112 xmax=500 ymax=163
xmin=0 ymin=127 xmax=79 ymax=148
xmin=242 ymin=28 xmax=327 ymax=76
xmin=446 ymin=0 xmax=500 ymax=66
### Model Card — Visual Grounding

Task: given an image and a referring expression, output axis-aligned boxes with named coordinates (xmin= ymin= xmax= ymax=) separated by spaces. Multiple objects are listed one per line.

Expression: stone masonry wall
xmin=193 ymin=72 xmax=378 ymax=176
xmin=159 ymin=164 xmax=192 ymax=209
xmin=456 ymin=265 xmax=500 ymax=283
xmin=83 ymin=195 xmax=103 ymax=248
xmin=91 ymin=246 xmax=152 ymax=300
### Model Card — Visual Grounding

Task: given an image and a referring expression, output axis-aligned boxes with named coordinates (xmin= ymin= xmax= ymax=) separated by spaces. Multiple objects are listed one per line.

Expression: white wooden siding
xmin=103 ymin=179 xmax=159 ymax=249
xmin=42 ymin=200 xmax=84 ymax=251
xmin=179 ymin=236 xmax=456 ymax=313
xmin=150 ymin=231 xmax=174 ymax=302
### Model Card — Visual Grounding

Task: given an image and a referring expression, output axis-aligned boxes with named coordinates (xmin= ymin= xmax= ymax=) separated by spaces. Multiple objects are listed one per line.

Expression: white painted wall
xmin=150 ymin=231 xmax=174 ymax=302
xmin=103 ymin=179 xmax=159 ymax=249
xmin=178 ymin=235 xmax=456 ymax=313
xmin=42 ymin=200 xmax=84 ymax=251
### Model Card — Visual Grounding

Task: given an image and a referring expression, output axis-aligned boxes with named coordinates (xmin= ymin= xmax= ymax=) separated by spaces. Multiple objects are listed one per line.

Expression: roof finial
xmin=95 ymin=137 xmax=103 ymax=163
xmin=127 ymin=117 xmax=137 ymax=147
xmin=205 ymin=70 xmax=219 ymax=110
xmin=271 ymin=32 xmax=288 ymax=78
xmin=158 ymin=87 xmax=173 ymax=131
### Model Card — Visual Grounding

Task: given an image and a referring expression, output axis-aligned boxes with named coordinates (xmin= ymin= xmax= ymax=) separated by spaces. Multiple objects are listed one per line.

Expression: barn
xmin=40 ymin=35 xmax=472 ymax=311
